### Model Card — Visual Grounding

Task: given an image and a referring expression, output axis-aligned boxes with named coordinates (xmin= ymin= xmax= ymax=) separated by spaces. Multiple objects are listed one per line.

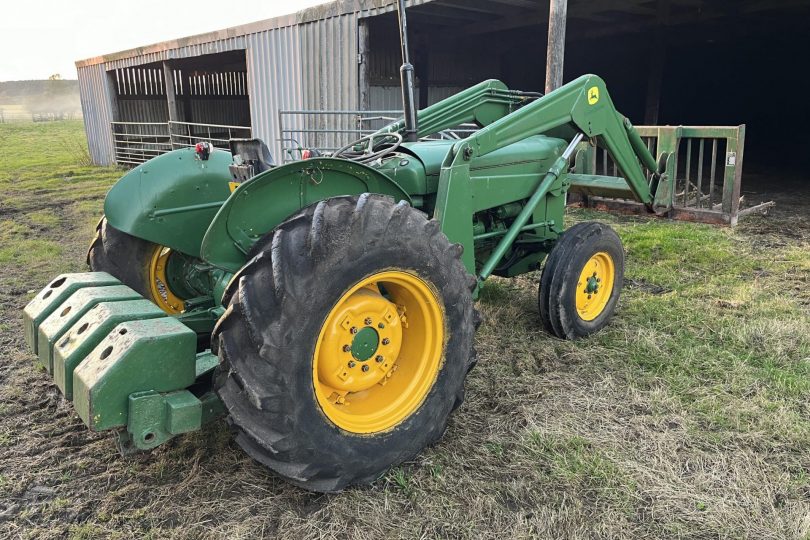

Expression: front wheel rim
xmin=312 ymin=270 xmax=445 ymax=434
xmin=575 ymin=251 xmax=615 ymax=321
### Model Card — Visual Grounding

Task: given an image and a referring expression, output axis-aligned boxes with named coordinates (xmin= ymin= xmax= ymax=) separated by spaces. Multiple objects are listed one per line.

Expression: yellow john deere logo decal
xmin=228 ymin=181 xmax=241 ymax=193
xmin=587 ymin=86 xmax=600 ymax=105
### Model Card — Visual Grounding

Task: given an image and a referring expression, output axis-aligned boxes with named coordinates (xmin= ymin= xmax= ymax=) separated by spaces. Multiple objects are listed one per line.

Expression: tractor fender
xmin=200 ymin=157 xmax=412 ymax=272
xmin=104 ymin=148 xmax=233 ymax=258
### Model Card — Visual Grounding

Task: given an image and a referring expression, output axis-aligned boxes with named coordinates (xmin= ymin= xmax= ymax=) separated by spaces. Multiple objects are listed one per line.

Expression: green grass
xmin=0 ymin=121 xmax=808 ymax=539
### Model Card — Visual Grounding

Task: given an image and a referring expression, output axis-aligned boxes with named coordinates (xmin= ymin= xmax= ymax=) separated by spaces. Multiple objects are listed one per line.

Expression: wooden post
xmin=544 ymin=0 xmax=568 ymax=94
xmin=358 ymin=19 xmax=370 ymax=111
xmin=162 ymin=61 xmax=178 ymax=123
xmin=416 ymin=36 xmax=430 ymax=109
xmin=644 ymin=0 xmax=669 ymax=124
xmin=644 ymin=37 xmax=665 ymax=124
xmin=104 ymin=69 xmax=119 ymax=122
xmin=104 ymin=69 xmax=120 ymax=165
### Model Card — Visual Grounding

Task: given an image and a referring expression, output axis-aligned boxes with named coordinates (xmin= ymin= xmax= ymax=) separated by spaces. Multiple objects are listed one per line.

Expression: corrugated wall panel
xmin=246 ymin=24 xmax=303 ymax=161
xmin=117 ymin=99 xmax=168 ymax=123
xmin=77 ymin=64 xmax=115 ymax=166
xmin=298 ymin=12 xmax=360 ymax=152
xmin=103 ymin=37 xmax=248 ymax=70
xmin=189 ymin=99 xmax=250 ymax=127
xmin=369 ymin=85 xmax=464 ymax=111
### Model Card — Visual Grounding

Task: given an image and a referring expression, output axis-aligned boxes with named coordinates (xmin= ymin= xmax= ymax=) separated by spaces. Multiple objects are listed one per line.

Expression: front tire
xmin=538 ymin=221 xmax=624 ymax=339
xmin=213 ymin=194 xmax=478 ymax=492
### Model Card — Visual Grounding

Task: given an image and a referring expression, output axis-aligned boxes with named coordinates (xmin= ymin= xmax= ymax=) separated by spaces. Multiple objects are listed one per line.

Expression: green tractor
xmin=24 ymin=72 xmax=675 ymax=491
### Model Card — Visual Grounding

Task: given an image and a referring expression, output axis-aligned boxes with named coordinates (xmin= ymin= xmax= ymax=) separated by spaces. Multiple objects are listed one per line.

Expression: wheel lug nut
xmin=364 ymin=317 xmax=372 ymax=325
xmin=382 ymin=338 xmax=390 ymax=345
xmin=350 ymin=327 xmax=358 ymax=334
xmin=375 ymin=355 xmax=384 ymax=363
xmin=348 ymin=361 xmax=356 ymax=368
xmin=378 ymin=323 xmax=385 ymax=329
xmin=362 ymin=365 xmax=370 ymax=372
xmin=587 ymin=294 xmax=592 ymax=299
xmin=596 ymin=278 xmax=601 ymax=283
xmin=342 ymin=345 xmax=351 ymax=352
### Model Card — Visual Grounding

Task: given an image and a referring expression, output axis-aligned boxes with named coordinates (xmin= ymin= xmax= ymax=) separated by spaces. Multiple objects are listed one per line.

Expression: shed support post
xmin=358 ymin=19 xmax=371 ymax=111
xmin=105 ymin=70 xmax=119 ymax=122
xmin=544 ymin=0 xmax=568 ymax=94
xmin=104 ymin=69 xmax=120 ymax=166
xmin=644 ymin=0 xmax=669 ymax=124
xmin=163 ymin=62 xmax=178 ymax=124
xmin=416 ymin=38 xmax=430 ymax=109
xmin=644 ymin=38 xmax=665 ymax=124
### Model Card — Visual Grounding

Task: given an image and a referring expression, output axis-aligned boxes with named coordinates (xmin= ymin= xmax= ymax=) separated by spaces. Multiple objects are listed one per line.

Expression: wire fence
xmin=0 ymin=109 xmax=82 ymax=123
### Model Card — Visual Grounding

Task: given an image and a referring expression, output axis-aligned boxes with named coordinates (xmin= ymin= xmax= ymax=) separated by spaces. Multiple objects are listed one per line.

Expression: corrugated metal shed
xmin=76 ymin=1 xmax=442 ymax=166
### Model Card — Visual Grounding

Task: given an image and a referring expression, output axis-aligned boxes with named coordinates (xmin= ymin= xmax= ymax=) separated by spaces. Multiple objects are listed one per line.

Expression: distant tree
xmin=48 ymin=74 xmax=62 ymax=81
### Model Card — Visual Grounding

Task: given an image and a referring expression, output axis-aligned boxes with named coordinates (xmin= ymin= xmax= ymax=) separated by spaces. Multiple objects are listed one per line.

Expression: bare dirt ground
xmin=0 ymin=123 xmax=808 ymax=539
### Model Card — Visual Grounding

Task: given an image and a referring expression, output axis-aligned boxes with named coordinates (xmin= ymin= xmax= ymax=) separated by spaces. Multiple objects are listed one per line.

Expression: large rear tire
xmin=88 ymin=217 xmax=188 ymax=314
xmin=213 ymin=194 xmax=478 ymax=492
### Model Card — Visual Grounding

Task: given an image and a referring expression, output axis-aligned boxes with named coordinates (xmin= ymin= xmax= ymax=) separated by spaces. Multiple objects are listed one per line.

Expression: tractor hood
xmin=375 ymin=136 xmax=567 ymax=195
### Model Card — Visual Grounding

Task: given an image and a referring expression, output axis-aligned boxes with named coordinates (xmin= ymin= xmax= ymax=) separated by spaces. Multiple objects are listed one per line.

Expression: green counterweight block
xmin=36 ymin=285 xmax=142 ymax=374
xmin=53 ymin=299 xmax=167 ymax=400
xmin=73 ymin=318 xmax=197 ymax=432
xmin=23 ymin=272 xmax=120 ymax=355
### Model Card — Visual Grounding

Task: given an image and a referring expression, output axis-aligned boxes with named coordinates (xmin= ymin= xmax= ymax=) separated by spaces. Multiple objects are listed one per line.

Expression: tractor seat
xmin=229 ymin=138 xmax=275 ymax=181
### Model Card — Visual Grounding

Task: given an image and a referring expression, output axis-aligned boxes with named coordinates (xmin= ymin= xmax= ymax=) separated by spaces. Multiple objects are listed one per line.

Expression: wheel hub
xmin=351 ymin=326 xmax=379 ymax=361
xmin=312 ymin=271 xmax=445 ymax=434
xmin=316 ymin=288 xmax=402 ymax=394
xmin=575 ymin=252 xmax=615 ymax=321
xmin=585 ymin=275 xmax=600 ymax=294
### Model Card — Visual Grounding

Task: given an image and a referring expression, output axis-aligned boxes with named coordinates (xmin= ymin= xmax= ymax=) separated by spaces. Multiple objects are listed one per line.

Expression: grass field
xmin=0 ymin=121 xmax=808 ymax=539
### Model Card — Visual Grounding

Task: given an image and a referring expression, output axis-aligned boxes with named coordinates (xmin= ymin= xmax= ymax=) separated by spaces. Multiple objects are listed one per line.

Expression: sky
xmin=0 ymin=0 xmax=327 ymax=81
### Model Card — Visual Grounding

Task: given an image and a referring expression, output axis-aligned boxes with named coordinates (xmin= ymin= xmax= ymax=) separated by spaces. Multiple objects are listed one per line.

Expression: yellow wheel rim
xmin=312 ymin=270 xmax=445 ymax=434
xmin=147 ymin=246 xmax=185 ymax=314
xmin=575 ymin=251 xmax=615 ymax=321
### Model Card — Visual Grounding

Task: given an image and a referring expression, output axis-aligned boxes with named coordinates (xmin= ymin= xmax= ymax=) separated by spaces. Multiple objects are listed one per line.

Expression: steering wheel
xmin=332 ymin=132 xmax=403 ymax=163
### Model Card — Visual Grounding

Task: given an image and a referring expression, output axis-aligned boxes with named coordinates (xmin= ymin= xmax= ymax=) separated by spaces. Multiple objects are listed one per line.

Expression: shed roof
xmin=75 ymin=0 xmax=422 ymax=68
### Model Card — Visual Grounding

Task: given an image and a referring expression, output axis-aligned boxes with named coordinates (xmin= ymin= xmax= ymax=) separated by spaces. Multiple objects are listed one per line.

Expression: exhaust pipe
xmin=396 ymin=0 xmax=418 ymax=142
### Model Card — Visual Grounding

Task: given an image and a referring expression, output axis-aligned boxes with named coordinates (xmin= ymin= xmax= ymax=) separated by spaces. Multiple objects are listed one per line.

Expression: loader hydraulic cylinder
xmin=477 ymin=133 xmax=585 ymax=284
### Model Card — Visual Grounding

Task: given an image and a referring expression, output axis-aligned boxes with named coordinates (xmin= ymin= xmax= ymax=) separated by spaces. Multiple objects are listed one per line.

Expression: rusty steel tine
xmin=697 ymin=139 xmax=704 ymax=208
xmin=684 ymin=139 xmax=692 ymax=206
xmin=709 ymin=139 xmax=718 ymax=207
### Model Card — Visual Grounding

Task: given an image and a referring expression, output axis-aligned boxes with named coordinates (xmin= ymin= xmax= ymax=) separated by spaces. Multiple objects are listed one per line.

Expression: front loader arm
xmin=378 ymin=79 xmax=531 ymax=138
xmin=433 ymin=74 xmax=663 ymax=284
xmin=464 ymin=74 xmax=657 ymax=208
